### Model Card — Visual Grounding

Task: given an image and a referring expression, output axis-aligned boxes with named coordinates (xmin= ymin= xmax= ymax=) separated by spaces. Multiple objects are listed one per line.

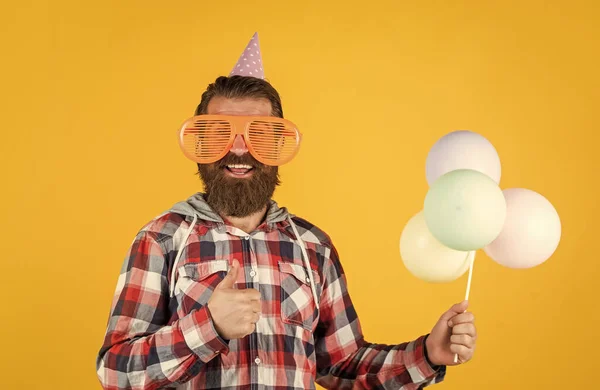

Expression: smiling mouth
xmin=224 ymin=164 xmax=255 ymax=177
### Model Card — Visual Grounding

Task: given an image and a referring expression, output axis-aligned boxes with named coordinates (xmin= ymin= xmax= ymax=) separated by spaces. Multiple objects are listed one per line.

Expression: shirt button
xmin=250 ymin=270 xmax=256 ymax=277
xmin=244 ymin=236 xmax=250 ymax=240
xmin=255 ymin=357 xmax=261 ymax=365
xmin=306 ymin=277 xmax=311 ymax=284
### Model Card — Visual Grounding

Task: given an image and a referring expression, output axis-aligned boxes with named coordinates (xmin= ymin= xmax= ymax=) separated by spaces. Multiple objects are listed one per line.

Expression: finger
xmin=251 ymin=300 xmax=261 ymax=313
xmin=450 ymin=344 xmax=473 ymax=362
xmin=244 ymin=288 xmax=261 ymax=301
xmin=450 ymin=334 xmax=475 ymax=348
xmin=215 ymin=259 xmax=240 ymax=290
xmin=242 ymin=303 xmax=260 ymax=315
xmin=439 ymin=300 xmax=469 ymax=322
xmin=452 ymin=323 xmax=476 ymax=337
xmin=448 ymin=311 xmax=475 ymax=327
xmin=245 ymin=322 xmax=256 ymax=335
xmin=242 ymin=312 xmax=259 ymax=323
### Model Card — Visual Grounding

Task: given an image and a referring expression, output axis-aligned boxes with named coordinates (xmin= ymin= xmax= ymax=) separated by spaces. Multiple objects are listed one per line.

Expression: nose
xmin=230 ymin=134 xmax=249 ymax=155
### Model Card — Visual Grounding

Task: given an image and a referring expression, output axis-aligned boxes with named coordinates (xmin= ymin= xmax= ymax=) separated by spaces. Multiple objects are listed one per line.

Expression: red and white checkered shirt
xmin=97 ymin=193 xmax=445 ymax=389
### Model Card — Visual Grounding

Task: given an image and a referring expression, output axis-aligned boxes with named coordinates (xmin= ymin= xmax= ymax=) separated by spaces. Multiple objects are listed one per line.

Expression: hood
xmin=169 ymin=192 xmax=291 ymax=226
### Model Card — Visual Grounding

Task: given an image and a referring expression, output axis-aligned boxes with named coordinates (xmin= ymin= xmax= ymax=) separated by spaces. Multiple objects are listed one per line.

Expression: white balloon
xmin=484 ymin=188 xmax=561 ymax=269
xmin=400 ymin=211 xmax=473 ymax=283
xmin=426 ymin=130 xmax=501 ymax=185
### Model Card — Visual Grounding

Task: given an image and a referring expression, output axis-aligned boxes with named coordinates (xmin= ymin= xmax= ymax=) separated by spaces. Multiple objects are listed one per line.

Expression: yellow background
xmin=1 ymin=0 xmax=598 ymax=388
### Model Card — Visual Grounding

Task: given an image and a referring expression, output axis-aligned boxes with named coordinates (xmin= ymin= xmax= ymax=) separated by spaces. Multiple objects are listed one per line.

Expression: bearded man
xmin=97 ymin=34 xmax=477 ymax=390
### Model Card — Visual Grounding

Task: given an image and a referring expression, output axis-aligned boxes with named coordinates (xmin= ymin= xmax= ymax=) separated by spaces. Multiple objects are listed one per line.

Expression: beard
xmin=197 ymin=153 xmax=281 ymax=218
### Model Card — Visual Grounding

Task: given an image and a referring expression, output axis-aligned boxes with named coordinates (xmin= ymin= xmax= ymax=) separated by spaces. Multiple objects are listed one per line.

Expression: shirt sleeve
xmin=96 ymin=231 xmax=229 ymax=390
xmin=314 ymin=244 xmax=446 ymax=389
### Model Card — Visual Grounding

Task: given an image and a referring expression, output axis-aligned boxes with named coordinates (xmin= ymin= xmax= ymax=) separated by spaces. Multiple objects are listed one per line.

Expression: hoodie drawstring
xmin=169 ymin=214 xmax=198 ymax=297
xmin=287 ymin=215 xmax=320 ymax=309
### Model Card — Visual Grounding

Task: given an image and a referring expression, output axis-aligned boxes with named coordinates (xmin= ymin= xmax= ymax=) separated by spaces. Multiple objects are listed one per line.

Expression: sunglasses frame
xmin=178 ymin=114 xmax=303 ymax=166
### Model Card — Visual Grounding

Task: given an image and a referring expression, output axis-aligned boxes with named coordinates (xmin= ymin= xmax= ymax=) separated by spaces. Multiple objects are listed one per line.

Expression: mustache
xmin=217 ymin=153 xmax=262 ymax=168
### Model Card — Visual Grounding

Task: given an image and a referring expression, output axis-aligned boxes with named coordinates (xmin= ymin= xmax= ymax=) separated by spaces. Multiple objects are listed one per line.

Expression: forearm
xmin=316 ymin=335 xmax=444 ymax=389
xmin=97 ymin=306 xmax=228 ymax=389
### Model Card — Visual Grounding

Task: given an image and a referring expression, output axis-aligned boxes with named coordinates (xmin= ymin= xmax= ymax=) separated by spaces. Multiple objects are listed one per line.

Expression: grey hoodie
xmin=169 ymin=192 xmax=291 ymax=227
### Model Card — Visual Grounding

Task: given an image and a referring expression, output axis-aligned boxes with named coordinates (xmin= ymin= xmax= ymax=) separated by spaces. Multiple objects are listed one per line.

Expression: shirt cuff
xmin=179 ymin=306 xmax=230 ymax=362
xmin=404 ymin=335 xmax=445 ymax=383
xmin=423 ymin=334 xmax=442 ymax=371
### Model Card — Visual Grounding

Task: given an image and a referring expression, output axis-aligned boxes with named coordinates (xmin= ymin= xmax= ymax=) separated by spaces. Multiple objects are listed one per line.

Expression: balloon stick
xmin=454 ymin=253 xmax=475 ymax=363
xmin=464 ymin=253 xmax=474 ymax=302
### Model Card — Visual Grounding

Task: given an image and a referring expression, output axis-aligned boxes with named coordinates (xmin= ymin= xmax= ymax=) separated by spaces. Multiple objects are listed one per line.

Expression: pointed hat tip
xmin=229 ymin=32 xmax=265 ymax=79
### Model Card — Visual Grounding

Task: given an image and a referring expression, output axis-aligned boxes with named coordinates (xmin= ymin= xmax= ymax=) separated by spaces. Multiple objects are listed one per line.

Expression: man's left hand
xmin=425 ymin=300 xmax=477 ymax=366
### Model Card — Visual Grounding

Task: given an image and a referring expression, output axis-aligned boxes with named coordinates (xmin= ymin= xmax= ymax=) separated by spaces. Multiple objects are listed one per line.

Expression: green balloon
xmin=424 ymin=169 xmax=506 ymax=251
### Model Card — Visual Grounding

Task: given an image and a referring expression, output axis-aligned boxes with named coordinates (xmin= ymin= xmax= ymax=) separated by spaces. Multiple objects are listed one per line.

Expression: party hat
xmin=229 ymin=32 xmax=265 ymax=79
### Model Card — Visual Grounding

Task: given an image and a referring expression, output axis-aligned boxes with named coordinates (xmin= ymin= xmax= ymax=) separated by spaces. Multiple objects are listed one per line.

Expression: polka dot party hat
xmin=229 ymin=32 xmax=264 ymax=79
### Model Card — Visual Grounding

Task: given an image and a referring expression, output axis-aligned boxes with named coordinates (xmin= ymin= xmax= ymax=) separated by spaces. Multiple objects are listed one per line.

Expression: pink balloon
xmin=483 ymin=188 xmax=561 ymax=268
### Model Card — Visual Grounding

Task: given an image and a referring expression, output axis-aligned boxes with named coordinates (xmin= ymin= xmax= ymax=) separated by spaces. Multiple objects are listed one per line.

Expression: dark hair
xmin=195 ymin=75 xmax=283 ymax=118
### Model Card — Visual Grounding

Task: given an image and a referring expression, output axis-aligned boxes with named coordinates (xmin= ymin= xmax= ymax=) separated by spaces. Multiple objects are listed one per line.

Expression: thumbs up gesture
xmin=207 ymin=259 xmax=262 ymax=340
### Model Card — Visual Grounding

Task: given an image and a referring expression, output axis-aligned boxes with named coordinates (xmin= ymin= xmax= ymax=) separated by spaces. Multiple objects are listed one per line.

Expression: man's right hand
xmin=207 ymin=259 xmax=261 ymax=340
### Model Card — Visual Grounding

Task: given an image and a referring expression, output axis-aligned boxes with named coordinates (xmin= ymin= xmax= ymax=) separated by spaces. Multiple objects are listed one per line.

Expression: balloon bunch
xmin=400 ymin=130 xmax=561 ymax=356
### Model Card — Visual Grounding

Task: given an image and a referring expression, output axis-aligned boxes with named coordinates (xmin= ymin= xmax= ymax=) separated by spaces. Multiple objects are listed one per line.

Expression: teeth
xmin=227 ymin=164 xmax=252 ymax=169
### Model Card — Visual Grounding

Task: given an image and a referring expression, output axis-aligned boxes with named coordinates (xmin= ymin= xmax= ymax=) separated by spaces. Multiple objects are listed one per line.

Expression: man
xmin=97 ymin=34 xmax=476 ymax=389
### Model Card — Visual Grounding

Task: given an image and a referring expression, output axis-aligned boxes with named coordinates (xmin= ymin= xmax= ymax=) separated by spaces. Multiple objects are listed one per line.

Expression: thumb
xmin=215 ymin=259 xmax=239 ymax=290
xmin=440 ymin=300 xmax=469 ymax=321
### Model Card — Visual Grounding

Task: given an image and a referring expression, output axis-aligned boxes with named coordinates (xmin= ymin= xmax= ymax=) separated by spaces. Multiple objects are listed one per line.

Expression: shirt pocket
xmin=175 ymin=259 xmax=230 ymax=314
xmin=278 ymin=261 xmax=320 ymax=331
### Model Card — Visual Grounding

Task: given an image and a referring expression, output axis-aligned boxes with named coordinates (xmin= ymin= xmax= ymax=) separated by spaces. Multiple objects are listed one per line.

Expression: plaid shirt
xmin=97 ymin=193 xmax=446 ymax=389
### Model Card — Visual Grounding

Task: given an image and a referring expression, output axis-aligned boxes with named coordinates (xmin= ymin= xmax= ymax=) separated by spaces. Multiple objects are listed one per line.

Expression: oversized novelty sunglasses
xmin=178 ymin=115 xmax=302 ymax=166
